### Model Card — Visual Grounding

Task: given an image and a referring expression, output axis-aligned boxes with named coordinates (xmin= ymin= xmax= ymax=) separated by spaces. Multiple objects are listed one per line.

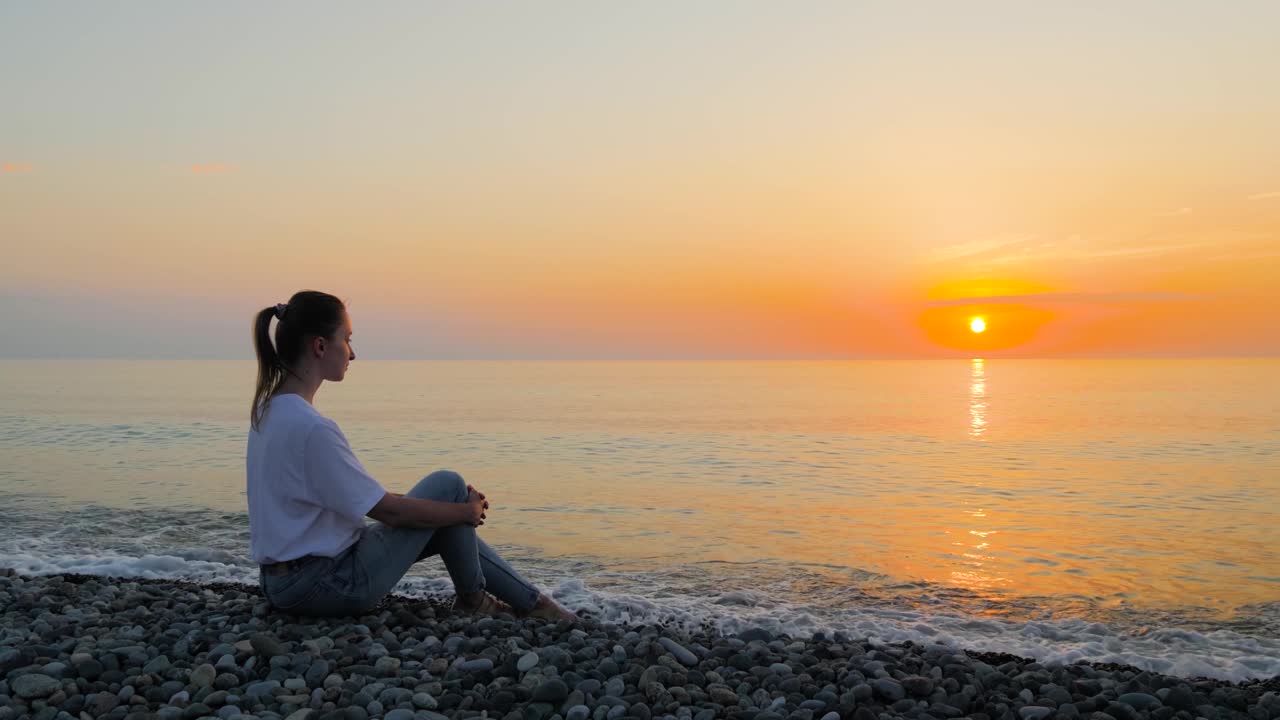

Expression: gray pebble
xmin=0 ymin=649 xmax=24 ymax=674
xmin=518 ymin=652 xmax=540 ymax=673
xmin=576 ymin=679 xmax=602 ymax=695
xmin=249 ymin=634 xmax=284 ymax=659
xmin=190 ymin=664 xmax=217 ymax=689
xmin=1019 ymin=707 xmax=1053 ymax=720
xmin=13 ymin=675 xmax=61 ymax=700
xmin=901 ymin=675 xmax=934 ymax=696
xmin=737 ymin=628 xmax=774 ymax=643
xmin=459 ymin=658 xmax=493 ymax=673
xmin=657 ymin=638 xmax=698 ymax=667
xmin=246 ymin=680 xmax=281 ymax=698
xmin=1117 ymin=692 xmax=1163 ymax=710
xmin=533 ymin=680 xmax=569 ymax=704
xmin=871 ymin=678 xmax=904 ymax=702
xmin=75 ymin=658 xmax=104 ymax=680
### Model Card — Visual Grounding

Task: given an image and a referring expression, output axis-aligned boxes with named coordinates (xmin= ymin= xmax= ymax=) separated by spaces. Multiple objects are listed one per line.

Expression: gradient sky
xmin=3 ymin=1 xmax=1278 ymax=359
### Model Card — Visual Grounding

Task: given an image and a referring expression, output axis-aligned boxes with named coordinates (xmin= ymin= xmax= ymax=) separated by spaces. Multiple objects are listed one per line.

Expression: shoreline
xmin=2 ymin=571 xmax=1277 ymax=720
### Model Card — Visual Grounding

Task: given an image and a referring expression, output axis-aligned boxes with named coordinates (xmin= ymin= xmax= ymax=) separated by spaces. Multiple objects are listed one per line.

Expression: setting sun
xmin=970 ymin=317 xmax=987 ymax=334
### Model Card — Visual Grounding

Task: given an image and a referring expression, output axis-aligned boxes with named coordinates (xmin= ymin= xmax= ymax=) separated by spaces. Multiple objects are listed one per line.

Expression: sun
xmin=969 ymin=317 xmax=986 ymax=333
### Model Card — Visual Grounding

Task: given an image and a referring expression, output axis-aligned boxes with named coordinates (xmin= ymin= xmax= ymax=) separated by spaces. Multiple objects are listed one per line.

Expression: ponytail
xmin=251 ymin=307 xmax=284 ymax=431
xmin=250 ymin=291 xmax=346 ymax=431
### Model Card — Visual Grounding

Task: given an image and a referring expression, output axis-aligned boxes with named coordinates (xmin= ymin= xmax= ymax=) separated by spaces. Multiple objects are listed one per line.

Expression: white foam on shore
xmin=3 ymin=549 xmax=1277 ymax=683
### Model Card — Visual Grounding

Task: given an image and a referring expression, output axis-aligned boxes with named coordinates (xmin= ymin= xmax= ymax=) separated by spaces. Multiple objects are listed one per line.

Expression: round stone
xmin=143 ymin=656 xmax=172 ymax=675
xmin=1117 ymin=693 xmax=1163 ymax=710
xmin=871 ymin=678 xmax=904 ymax=702
xmin=13 ymin=674 xmax=61 ymax=700
xmin=189 ymin=664 xmax=216 ymax=689
xmin=902 ymin=675 xmax=934 ymax=696
xmin=657 ymin=638 xmax=698 ymax=667
xmin=532 ymin=680 xmax=569 ymax=704
xmin=517 ymin=652 xmax=539 ymax=673
xmin=460 ymin=658 xmax=494 ymax=673
xmin=249 ymin=634 xmax=284 ymax=659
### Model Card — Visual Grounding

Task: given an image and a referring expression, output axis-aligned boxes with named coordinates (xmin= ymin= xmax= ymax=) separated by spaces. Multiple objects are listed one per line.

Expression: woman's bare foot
xmin=525 ymin=593 xmax=577 ymax=622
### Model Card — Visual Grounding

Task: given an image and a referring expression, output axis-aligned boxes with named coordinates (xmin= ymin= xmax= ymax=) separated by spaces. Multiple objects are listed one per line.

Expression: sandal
xmin=453 ymin=593 xmax=514 ymax=617
xmin=525 ymin=595 xmax=578 ymax=623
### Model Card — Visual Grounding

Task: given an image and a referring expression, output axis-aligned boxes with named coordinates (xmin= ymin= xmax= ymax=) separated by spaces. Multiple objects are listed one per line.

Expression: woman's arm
xmin=366 ymin=492 xmax=485 ymax=529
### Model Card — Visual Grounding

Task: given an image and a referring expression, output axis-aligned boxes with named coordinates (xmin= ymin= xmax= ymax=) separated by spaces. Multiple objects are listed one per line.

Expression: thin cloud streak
xmin=925 ymin=237 xmax=1212 ymax=268
xmin=190 ymin=163 xmax=233 ymax=175
xmin=925 ymin=291 xmax=1197 ymax=308
xmin=922 ymin=235 xmax=1038 ymax=263
xmin=2 ymin=162 xmax=33 ymax=174
xmin=1247 ymin=191 xmax=1280 ymax=200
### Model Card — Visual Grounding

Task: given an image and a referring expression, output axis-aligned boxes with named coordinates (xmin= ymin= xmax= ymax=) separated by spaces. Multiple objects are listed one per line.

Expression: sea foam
xmin=3 ymin=546 xmax=1276 ymax=683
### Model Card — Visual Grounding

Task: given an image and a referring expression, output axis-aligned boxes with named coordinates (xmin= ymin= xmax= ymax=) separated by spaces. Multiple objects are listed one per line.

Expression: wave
xmin=2 ymin=543 xmax=1276 ymax=683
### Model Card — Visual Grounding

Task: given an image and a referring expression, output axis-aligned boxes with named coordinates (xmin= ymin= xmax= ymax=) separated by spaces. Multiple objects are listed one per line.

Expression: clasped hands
xmin=464 ymin=484 xmax=489 ymax=527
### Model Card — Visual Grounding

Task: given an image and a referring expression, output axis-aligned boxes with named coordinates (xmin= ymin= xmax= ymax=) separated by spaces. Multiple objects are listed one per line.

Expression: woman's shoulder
xmin=255 ymin=394 xmax=327 ymax=434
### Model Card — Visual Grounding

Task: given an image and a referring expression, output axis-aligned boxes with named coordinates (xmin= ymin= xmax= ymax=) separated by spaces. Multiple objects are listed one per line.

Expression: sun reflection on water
xmin=969 ymin=358 xmax=988 ymax=439
xmin=948 ymin=507 xmax=1009 ymax=601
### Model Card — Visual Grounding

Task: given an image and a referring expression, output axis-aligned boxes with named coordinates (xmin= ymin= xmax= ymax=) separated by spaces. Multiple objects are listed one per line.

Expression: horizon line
xmin=2 ymin=354 xmax=1277 ymax=362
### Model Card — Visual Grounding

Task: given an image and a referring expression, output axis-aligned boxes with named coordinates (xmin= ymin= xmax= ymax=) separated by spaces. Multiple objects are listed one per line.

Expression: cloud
xmin=190 ymin=163 xmax=233 ymax=175
xmin=1155 ymin=207 xmax=1192 ymax=217
xmin=924 ymin=234 xmax=1212 ymax=269
xmin=1 ymin=162 xmax=33 ymax=174
xmin=925 ymin=291 xmax=1196 ymax=307
xmin=1247 ymin=190 xmax=1280 ymax=201
xmin=922 ymin=234 xmax=1040 ymax=263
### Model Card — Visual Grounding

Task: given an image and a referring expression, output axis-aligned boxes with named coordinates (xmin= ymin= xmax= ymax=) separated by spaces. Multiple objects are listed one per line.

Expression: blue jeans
xmin=259 ymin=470 xmax=541 ymax=616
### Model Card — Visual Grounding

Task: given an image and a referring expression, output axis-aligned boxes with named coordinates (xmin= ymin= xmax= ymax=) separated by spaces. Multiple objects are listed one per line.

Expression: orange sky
xmin=2 ymin=3 xmax=1278 ymax=359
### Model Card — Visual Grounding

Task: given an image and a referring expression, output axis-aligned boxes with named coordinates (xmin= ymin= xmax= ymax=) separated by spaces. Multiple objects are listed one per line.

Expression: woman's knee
xmin=409 ymin=469 xmax=467 ymax=502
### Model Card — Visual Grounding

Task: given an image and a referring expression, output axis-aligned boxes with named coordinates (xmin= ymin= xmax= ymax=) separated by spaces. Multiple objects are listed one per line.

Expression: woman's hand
xmin=464 ymin=484 xmax=489 ymax=527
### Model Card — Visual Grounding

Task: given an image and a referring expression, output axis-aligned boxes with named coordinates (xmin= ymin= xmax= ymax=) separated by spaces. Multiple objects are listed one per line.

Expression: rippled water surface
xmin=2 ymin=359 xmax=1278 ymax=679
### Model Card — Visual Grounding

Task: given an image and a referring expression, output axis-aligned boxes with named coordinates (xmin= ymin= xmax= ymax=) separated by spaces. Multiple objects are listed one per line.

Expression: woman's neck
xmin=276 ymin=372 xmax=322 ymax=405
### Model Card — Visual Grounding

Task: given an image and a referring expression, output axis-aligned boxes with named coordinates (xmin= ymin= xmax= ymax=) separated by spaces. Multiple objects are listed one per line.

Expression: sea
xmin=1 ymin=359 xmax=1277 ymax=681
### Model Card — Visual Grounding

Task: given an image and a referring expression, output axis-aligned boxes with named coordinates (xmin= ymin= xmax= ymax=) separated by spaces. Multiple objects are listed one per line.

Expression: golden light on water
xmin=970 ymin=317 xmax=986 ymax=333
xmin=969 ymin=358 xmax=987 ymax=440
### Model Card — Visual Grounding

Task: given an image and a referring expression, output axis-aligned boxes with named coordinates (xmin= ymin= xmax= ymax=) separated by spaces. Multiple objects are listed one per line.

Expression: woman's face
xmin=322 ymin=312 xmax=356 ymax=382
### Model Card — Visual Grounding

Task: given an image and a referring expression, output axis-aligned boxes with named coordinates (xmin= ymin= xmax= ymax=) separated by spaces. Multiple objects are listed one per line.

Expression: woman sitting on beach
xmin=246 ymin=289 xmax=575 ymax=621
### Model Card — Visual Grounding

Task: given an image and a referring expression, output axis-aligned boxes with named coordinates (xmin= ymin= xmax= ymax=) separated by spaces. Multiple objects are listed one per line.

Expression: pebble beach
xmin=2 ymin=571 xmax=1277 ymax=720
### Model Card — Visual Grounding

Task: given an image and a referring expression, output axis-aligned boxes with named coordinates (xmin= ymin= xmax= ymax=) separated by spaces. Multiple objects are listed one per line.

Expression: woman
xmin=247 ymin=290 xmax=575 ymax=620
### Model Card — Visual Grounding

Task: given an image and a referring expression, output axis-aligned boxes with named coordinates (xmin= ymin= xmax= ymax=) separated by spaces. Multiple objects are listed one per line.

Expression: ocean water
xmin=1 ymin=359 xmax=1278 ymax=681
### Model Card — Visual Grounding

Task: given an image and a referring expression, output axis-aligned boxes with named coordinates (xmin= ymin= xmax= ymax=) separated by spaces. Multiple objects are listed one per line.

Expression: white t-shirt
xmin=246 ymin=393 xmax=388 ymax=564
